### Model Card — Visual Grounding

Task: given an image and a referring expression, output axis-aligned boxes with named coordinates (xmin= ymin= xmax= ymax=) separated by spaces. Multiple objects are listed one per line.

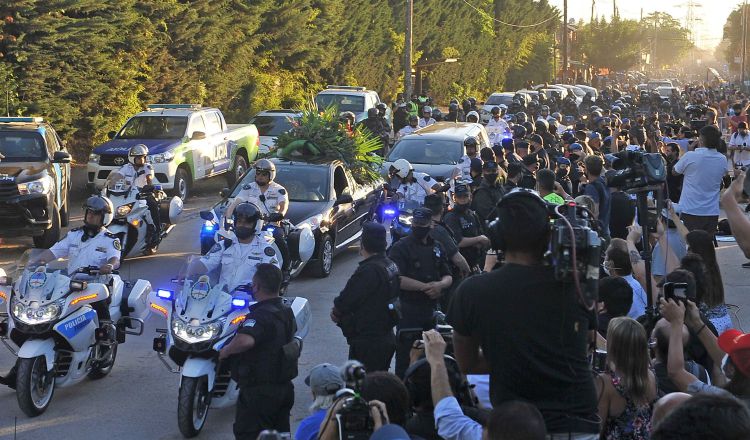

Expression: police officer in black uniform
xmin=219 ymin=264 xmax=299 ymax=439
xmin=443 ymin=183 xmax=490 ymax=273
xmin=471 ymin=161 xmax=506 ymax=227
xmin=331 ymin=222 xmax=399 ymax=372
xmin=388 ymin=208 xmax=452 ymax=378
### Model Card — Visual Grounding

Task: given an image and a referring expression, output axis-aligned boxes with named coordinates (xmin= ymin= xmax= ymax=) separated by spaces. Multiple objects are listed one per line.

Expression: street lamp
xmin=413 ymin=58 xmax=460 ymax=95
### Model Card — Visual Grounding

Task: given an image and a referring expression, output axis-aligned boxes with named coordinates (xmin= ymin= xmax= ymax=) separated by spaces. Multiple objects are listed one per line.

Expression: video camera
xmin=606 ymin=150 xmax=667 ymax=191
xmin=549 ymin=202 xmax=601 ymax=306
xmin=336 ymin=361 xmax=375 ymax=440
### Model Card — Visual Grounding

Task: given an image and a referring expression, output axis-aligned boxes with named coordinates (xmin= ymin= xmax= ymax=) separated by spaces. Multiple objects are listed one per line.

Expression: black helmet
xmin=376 ymin=102 xmax=387 ymax=111
xmin=464 ymin=137 xmax=479 ymax=150
xmin=535 ymin=119 xmax=549 ymax=133
xmin=468 ymin=97 xmax=477 ymax=106
xmin=491 ymin=106 xmax=501 ymax=115
xmin=408 ymin=114 xmax=419 ymax=124
xmin=512 ymin=125 xmax=527 ymax=139
xmin=367 ymin=108 xmax=379 ymax=118
xmin=255 ymin=158 xmax=276 ymax=180
xmin=449 ymin=98 xmax=459 ymax=105
xmin=522 ymin=121 xmax=535 ymax=134
xmin=449 ymin=102 xmax=459 ymax=112
xmin=83 ymin=195 xmax=114 ymax=229
xmin=516 ymin=112 xmax=528 ymax=124
xmin=233 ymin=202 xmax=262 ymax=233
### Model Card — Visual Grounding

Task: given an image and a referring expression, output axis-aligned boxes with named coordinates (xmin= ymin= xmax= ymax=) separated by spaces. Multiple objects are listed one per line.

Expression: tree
xmin=577 ymin=17 xmax=642 ymax=71
xmin=722 ymin=6 xmax=743 ymax=72
xmin=641 ymin=12 xmax=693 ymax=69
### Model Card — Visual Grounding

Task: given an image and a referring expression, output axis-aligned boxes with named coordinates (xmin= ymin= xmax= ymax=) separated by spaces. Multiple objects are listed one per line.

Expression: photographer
xmin=728 ymin=121 xmax=750 ymax=169
xmin=672 ymin=125 xmax=727 ymax=240
xmin=448 ymin=189 xmax=600 ymax=437
xmin=295 ymin=364 xmax=345 ymax=440
xmin=332 ymin=222 xmax=399 ymax=372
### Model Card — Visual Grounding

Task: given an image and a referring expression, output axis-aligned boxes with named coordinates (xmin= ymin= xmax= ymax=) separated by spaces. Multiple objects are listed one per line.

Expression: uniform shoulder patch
xmin=113 ymin=239 xmax=122 ymax=251
xmin=209 ymin=242 xmax=223 ymax=254
xmin=278 ymin=188 xmax=286 ymax=195
xmin=242 ymin=183 xmax=252 ymax=190
xmin=264 ymin=247 xmax=276 ymax=257
xmin=222 ymin=238 xmax=233 ymax=249
xmin=423 ymin=175 xmax=431 ymax=181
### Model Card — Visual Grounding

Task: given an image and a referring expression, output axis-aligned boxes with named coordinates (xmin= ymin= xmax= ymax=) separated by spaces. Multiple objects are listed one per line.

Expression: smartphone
xmin=664 ymin=282 xmax=689 ymax=302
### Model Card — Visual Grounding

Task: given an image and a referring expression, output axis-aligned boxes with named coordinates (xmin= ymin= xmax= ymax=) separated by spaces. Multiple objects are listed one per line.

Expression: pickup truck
xmin=0 ymin=117 xmax=72 ymax=248
xmin=87 ymin=104 xmax=259 ymax=199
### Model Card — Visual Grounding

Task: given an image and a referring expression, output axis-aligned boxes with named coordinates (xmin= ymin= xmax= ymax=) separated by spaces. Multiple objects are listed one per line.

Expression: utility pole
xmin=562 ymin=0 xmax=568 ymax=83
xmin=613 ymin=0 xmax=617 ymax=19
xmin=743 ymin=0 xmax=748 ymax=91
xmin=591 ymin=0 xmax=595 ymax=23
xmin=404 ymin=0 xmax=413 ymax=100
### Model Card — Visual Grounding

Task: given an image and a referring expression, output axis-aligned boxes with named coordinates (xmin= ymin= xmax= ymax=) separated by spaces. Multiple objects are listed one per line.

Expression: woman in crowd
xmin=685 ymin=230 xmax=732 ymax=334
xmin=596 ymin=317 xmax=658 ymax=439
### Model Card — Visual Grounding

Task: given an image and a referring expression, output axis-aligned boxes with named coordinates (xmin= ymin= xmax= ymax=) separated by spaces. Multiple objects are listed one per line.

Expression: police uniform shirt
xmin=443 ymin=209 xmax=483 ymax=265
xmin=237 ymin=297 xmax=287 ymax=346
xmin=50 ymin=227 xmax=121 ymax=274
xmin=397 ymin=125 xmax=418 ymax=139
xmin=388 ymin=235 xmax=451 ymax=304
xmin=235 ymin=181 xmax=288 ymax=215
xmin=117 ymin=163 xmax=154 ymax=188
xmin=486 ymin=117 xmax=510 ymax=134
xmin=201 ymin=233 xmax=280 ymax=291
xmin=397 ymin=172 xmax=437 ymax=205
xmin=454 ymin=155 xmax=478 ymax=181
xmin=418 ymin=118 xmax=436 ymax=128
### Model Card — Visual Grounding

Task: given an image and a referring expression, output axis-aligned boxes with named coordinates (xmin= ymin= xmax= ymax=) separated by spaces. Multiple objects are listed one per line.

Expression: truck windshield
xmin=0 ymin=131 xmax=46 ymax=162
xmin=117 ymin=116 xmax=188 ymax=140
xmin=485 ymin=95 xmax=512 ymax=106
xmin=315 ymin=94 xmax=365 ymax=113
xmin=249 ymin=115 xmax=296 ymax=136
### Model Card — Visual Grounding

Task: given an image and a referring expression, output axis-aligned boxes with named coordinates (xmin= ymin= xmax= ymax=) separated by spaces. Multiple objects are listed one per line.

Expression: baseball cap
xmin=569 ymin=143 xmax=583 ymax=151
xmin=454 ymin=182 xmax=471 ymax=196
xmin=556 ymin=156 xmax=571 ymax=165
xmin=483 ymin=160 xmax=499 ymax=171
xmin=470 ymin=157 xmax=483 ymax=173
xmin=361 ymin=221 xmax=387 ymax=253
xmin=718 ymin=330 xmax=750 ymax=377
xmin=522 ymin=155 xmax=539 ymax=166
xmin=589 ymin=132 xmax=601 ymax=140
xmin=530 ymin=134 xmax=543 ymax=145
xmin=501 ymin=138 xmax=514 ymax=150
xmin=412 ymin=207 xmax=433 ymax=226
xmin=370 ymin=424 xmax=410 ymax=440
xmin=516 ymin=140 xmax=530 ymax=150
xmin=305 ymin=363 xmax=344 ymax=396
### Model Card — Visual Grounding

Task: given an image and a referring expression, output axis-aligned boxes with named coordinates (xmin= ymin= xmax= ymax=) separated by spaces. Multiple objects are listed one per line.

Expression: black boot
xmin=0 ymin=365 xmax=17 ymax=389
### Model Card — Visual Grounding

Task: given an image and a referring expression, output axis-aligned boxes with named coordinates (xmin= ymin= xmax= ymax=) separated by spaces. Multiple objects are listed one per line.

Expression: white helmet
xmin=423 ymin=106 xmax=433 ymax=114
xmin=128 ymin=144 xmax=149 ymax=165
xmin=392 ymin=159 xmax=413 ymax=179
xmin=466 ymin=111 xmax=480 ymax=122
xmin=82 ymin=195 xmax=114 ymax=228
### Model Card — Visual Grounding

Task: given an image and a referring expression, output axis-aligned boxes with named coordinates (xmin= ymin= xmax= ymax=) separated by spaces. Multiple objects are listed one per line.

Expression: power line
xmin=459 ymin=0 xmax=557 ymax=28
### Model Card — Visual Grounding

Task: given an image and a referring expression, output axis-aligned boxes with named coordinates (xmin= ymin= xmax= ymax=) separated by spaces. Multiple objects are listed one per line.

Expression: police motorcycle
xmin=0 ymin=249 xmax=150 ymax=416
xmin=486 ymin=124 xmax=512 ymax=146
xmin=103 ymin=172 xmax=183 ymax=257
xmin=147 ymin=256 xmax=311 ymax=438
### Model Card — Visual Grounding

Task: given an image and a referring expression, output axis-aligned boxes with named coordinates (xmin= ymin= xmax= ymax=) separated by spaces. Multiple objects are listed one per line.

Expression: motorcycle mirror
xmin=199 ymin=211 xmax=213 ymax=221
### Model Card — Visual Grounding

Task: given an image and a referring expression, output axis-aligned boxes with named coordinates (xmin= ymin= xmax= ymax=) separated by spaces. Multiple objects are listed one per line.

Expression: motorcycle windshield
xmin=105 ymin=172 xmax=132 ymax=197
xmin=398 ymin=199 xmax=421 ymax=214
xmin=14 ymin=249 xmax=71 ymax=302
xmin=174 ymin=256 xmax=231 ymax=323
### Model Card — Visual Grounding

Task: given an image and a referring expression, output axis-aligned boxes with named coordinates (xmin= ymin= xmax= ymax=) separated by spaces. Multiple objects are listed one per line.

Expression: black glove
xmin=267 ymin=212 xmax=284 ymax=222
xmin=436 ymin=183 xmax=451 ymax=193
xmin=141 ymin=184 xmax=155 ymax=193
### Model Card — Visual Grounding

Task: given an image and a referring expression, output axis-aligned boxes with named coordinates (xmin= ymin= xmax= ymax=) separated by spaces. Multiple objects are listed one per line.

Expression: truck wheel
xmin=16 ymin=356 xmax=55 ymax=417
xmin=309 ymin=233 xmax=333 ymax=278
xmin=177 ymin=375 xmax=210 ymax=438
xmin=33 ymin=207 xmax=61 ymax=249
xmin=227 ymin=154 xmax=248 ymax=187
xmin=60 ymin=193 xmax=70 ymax=227
xmin=171 ymin=168 xmax=190 ymax=200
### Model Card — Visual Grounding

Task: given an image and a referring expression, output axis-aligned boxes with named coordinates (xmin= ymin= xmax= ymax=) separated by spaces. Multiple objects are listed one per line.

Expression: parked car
xmin=381 ymin=122 xmax=490 ymax=182
xmin=249 ymin=109 xmax=302 ymax=154
xmin=200 ymin=158 xmax=382 ymax=278
xmin=87 ymin=104 xmax=259 ymax=199
xmin=0 ymin=117 xmax=72 ymax=248
xmin=647 ymin=80 xmax=673 ymax=90
xmin=575 ymin=84 xmax=598 ymax=100
xmin=480 ymin=92 xmax=518 ymax=123
xmin=315 ymin=86 xmax=391 ymax=124
xmin=554 ymin=84 xmax=586 ymax=107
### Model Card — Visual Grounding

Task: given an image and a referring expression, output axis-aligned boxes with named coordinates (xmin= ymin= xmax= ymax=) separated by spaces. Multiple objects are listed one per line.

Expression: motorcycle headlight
xmin=12 ymin=298 xmax=62 ymax=324
xmin=18 ymin=175 xmax=52 ymax=195
xmin=172 ymin=317 xmax=224 ymax=343
xmin=116 ymin=203 xmax=134 ymax=217
xmin=149 ymin=151 xmax=175 ymax=164
xmin=88 ymin=153 xmax=100 ymax=164
xmin=298 ymin=214 xmax=324 ymax=230
xmin=11 ymin=299 xmax=25 ymax=318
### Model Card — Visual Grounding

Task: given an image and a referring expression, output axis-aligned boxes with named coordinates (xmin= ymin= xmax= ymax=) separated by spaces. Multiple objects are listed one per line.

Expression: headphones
xmin=487 ymin=188 xmax=550 ymax=251
xmin=403 ymin=355 xmax=475 ymax=408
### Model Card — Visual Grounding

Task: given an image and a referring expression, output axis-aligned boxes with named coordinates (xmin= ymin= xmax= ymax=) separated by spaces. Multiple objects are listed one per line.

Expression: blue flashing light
xmin=265 ymin=226 xmax=276 ymax=233
xmin=231 ymin=298 xmax=248 ymax=308
xmin=202 ymin=222 xmax=217 ymax=233
xmin=383 ymin=208 xmax=397 ymax=216
xmin=157 ymin=289 xmax=174 ymax=300
xmin=0 ymin=117 xmax=43 ymax=123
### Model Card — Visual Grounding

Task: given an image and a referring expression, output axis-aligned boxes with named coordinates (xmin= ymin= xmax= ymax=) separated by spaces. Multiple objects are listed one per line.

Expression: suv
xmin=0 ymin=117 xmax=72 ymax=248
xmin=315 ymin=86 xmax=390 ymax=124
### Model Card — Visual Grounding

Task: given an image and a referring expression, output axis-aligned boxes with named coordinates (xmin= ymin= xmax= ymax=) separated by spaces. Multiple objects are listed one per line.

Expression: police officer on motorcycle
xmin=331 ymin=222 xmax=399 ymax=372
xmin=218 ymin=263 xmax=298 ymax=439
xmin=116 ymin=144 xmax=161 ymax=246
xmin=388 ymin=159 xmax=446 ymax=206
xmin=387 ymin=207 xmax=452 ymax=377
xmin=226 ymin=160 xmax=291 ymax=283
xmin=200 ymin=202 xmax=281 ymax=291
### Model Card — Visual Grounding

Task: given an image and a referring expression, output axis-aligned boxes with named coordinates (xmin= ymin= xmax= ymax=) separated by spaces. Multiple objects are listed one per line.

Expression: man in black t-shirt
xmin=443 ymin=183 xmax=490 ymax=272
xmin=447 ymin=189 xmax=599 ymax=437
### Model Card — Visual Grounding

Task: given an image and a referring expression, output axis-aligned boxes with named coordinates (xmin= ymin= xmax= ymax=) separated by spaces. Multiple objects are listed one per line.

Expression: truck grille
xmin=0 ymin=204 xmax=21 ymax=219
xmin=99 ymin=155 xmax=128 ymax=167
xmin=0 ymin=181 xmax=19 ymax=199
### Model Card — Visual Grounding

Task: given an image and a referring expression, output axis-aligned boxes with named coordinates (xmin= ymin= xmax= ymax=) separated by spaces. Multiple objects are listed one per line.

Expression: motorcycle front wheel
xmin=88 ymin=343 xmax=118 ymax=379
xmin=16 ymin=356 xmax=55 ymax=417
xmin=177 ymin=375 xmax=210 ymax=438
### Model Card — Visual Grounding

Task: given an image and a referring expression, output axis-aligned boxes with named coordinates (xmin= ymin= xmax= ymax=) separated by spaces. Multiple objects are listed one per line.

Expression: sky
xmin=548 ymin=0 xmax=740 ymax=50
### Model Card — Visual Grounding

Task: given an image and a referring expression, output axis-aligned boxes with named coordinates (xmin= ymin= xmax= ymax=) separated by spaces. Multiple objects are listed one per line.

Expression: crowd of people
xmin=225 ymin=80 xmax=750 ymax=440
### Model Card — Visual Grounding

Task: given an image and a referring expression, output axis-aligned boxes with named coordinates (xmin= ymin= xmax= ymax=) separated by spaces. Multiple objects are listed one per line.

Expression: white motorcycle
xmin=104 ymin=172 xmax=183 ymax=258
xmin=148 ymin=256 xmax=311 ymax=438
xmin=0 ymin=249 xmax=151 ymax=416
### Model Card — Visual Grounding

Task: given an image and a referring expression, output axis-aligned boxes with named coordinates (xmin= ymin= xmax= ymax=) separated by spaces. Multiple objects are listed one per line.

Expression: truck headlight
xmin=89 ymin=153 xmax=100 ymax=163
xmin=18 ymin=175 xmax=52 ymax=195
xmin=149 ymin=151 xmax=175 ymax=163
